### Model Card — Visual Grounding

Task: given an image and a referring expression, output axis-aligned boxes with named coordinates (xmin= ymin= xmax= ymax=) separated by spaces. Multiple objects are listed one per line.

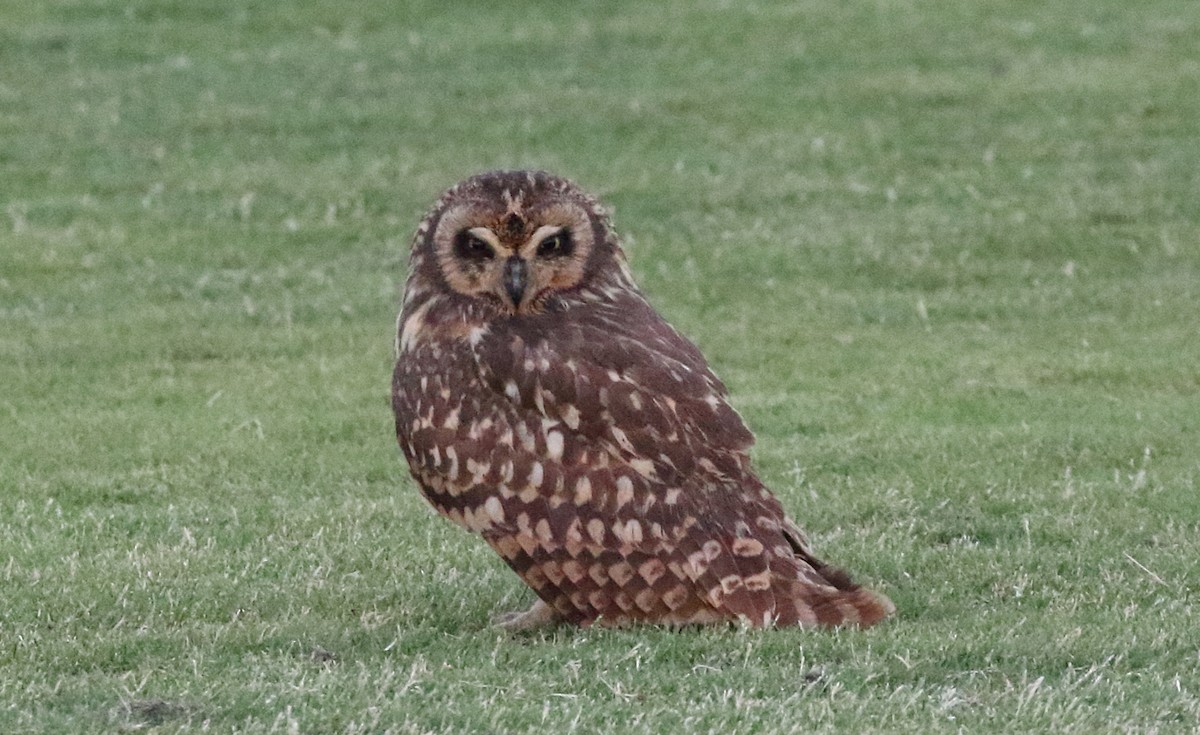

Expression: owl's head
xmin=407 ymin=170 xmax=635 ymax=317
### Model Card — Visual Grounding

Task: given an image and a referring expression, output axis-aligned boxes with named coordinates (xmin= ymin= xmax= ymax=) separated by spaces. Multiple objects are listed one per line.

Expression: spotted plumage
xmin=392 ymin=170 xmax=893 ymax=629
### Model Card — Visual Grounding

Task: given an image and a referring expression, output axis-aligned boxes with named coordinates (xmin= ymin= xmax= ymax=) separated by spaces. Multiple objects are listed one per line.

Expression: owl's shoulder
xmin=475 ymin=294 xmax=755 ymax=456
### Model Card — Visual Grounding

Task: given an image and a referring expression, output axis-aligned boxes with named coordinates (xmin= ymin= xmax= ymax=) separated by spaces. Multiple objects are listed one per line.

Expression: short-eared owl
xmin=392 ymin=170 xmax=893 ymax=629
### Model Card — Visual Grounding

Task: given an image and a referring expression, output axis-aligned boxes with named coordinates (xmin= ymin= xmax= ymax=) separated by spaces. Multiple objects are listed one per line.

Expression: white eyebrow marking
xmin=521 ymin=225 xmax=566 ymax=257
xmin=467 ymin=227 xmax=503 ymax=249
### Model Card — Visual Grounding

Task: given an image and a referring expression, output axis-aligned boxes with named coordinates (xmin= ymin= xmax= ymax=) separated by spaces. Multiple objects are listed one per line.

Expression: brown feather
xmin=393 ymin=170 xmax=893 ymax=629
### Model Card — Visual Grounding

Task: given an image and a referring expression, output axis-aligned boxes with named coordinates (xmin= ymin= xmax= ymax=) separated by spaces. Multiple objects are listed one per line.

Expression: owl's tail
xmin=777 ymin=563 xmax=896 ymax=628
xmin=771 ymin=519 xmax=894 ymax=628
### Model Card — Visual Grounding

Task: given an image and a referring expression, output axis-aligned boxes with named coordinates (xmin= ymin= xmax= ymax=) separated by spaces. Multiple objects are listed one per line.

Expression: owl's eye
xmin=536 ymin=230 xmax=574 ymax=258
xmin=454 ymin=231 xmax=494 ymax=261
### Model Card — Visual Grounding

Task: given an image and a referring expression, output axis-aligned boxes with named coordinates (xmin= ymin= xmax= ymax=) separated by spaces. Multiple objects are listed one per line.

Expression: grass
xmin=2 ymin=0 xmax=1199 ymax=731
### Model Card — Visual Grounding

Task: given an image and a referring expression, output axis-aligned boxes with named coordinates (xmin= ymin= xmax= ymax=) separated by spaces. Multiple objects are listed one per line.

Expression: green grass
xmin=3 ymin=0 xmax=1199 ymax=732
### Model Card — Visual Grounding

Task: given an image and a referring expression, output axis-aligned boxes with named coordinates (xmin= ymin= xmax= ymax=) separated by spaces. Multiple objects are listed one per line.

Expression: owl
xmin=392 ymin=170 xmax=893 ymax=630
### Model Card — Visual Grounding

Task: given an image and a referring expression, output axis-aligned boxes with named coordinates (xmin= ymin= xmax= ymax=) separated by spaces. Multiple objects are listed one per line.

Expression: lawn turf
xmin=1 ymin=1 xmax=1199 ymax=732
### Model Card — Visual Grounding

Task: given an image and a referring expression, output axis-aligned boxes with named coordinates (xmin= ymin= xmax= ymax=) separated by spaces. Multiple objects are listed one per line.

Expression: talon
xmin=491 ymin=599 xmax=562 ymax=632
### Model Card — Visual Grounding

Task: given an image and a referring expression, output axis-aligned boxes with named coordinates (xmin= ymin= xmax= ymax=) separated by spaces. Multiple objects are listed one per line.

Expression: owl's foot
xmin=492 ymin=599 xmax=562 ymax=632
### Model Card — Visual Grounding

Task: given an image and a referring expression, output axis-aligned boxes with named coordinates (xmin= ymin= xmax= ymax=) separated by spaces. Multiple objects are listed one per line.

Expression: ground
xmin=1 ymin=1 xmax=1198 ymax=732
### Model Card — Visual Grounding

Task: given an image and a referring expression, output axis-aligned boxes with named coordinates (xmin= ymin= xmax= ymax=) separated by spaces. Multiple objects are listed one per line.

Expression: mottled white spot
xmin=442 ymin=409 xmax=460 ymax=430
xmin=744 ymin=571 xmax=771 ymax=591
xmin=663 ymin=584 xmax=689 ymax=610
xmin=468 ymin=326 xmax=487 ymax=347
xmin=588 ymin=563 xmax=608 ymax=587
xmin=702 ymin=540 xmax=722 ymax=561
xmin=561 ymin=404 xmax=581 ymax=430
xmin=609 ymin=561 xmax=635 ymax=586
xmin=528 ymin=461 xmax=544 ymax=488
xmin=756 ymin=515 xmax=780 ymax=532
xmin=664 ymin=487 xmax=682 ymax=505
xmin=561 ymin=559 xmax=586 ymax=583
xmin=606 ymin=370 xmax=621 ymax=382
xmin=398 ymin=300 xmax=434 ymax=353
xmin=704 ymin=393 xmax=721 ymax=409
xmin=635 ymin=588 xmax=658 ymax=612
xmin=484 ymin=496 xmax=505 ymax=525
xmin=546 ymin=431 xmax=564 ymax=461
xmin=494 ymin=535 xmax=520 ymax=559
xmin=628 ymin=391 xmax=643 ymax=411
xmin=586 ymin=518 xmax=606 ymax=544
xmin=573 ymin=476 xmax=592 ymax=504
xmin=613 ymin=519 xmax=644 ymax=544
xmin=516 ymin=532 xmax=539 ymax=557
xmin=565 ymin=518 xmax=584 ymax=544
xmin=732 ymin=538 xmax=764 ymax=557
xmin=445 ymin=446 xmax=458 ymax=481
xmin=535 ymin=518 xmax=553 ymax=543
xmin=514 ymin=421 xmax=537 ymax=452
xmin=467 ymin=458 xmax=490 ymax=485
xmin=615 ymin=476 xmax=634 ymax=508
xmin=638 ymin=559 xmax=666 ymax=585
xmin=504 ymin=380 xmax=520 ymax=401
xmin=629 ymin=458 xmax=656 ymax=478
xmin=610 ymin=427 xmax=635 ymax=454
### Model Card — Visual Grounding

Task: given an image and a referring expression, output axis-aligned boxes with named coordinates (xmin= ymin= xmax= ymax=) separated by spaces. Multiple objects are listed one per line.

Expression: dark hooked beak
xmin=503 ymin=256 xmax=527 ymax=306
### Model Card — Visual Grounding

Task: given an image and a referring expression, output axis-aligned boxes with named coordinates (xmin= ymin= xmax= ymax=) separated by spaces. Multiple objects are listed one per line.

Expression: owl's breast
xmin=392 ymin=332 xmax=535 ymax=532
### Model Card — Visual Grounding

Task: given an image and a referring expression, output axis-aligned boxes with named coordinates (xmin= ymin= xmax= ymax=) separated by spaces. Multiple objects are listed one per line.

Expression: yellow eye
xmin=536 ymin=231 xmax=574 ymax=258
xmin=454 ymin=231 xmax=494 ymax=261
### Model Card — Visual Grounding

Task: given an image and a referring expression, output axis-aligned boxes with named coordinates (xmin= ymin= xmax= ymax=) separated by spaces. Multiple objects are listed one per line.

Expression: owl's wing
xmin=469 ymin=298 xmax=885 ymax=626
xmin=475 ymin=298 xmax=755 ymax=483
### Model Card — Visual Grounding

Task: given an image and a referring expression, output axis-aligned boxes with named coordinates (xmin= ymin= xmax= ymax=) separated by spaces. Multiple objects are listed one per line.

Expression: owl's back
xmin=394 ymin=286 xmax=893 ymax=627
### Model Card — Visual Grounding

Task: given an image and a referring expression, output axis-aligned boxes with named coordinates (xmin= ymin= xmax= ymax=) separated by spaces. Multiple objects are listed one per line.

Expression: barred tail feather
xmin=776 ymin=573 xmax=895 ymax=628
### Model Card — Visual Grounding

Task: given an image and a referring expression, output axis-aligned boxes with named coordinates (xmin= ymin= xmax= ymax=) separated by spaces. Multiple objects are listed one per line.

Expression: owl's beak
xmin=502 ymin=256 xmax=527 ymax=307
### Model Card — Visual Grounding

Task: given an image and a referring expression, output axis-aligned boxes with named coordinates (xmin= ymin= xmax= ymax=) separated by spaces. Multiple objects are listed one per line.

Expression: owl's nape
xmin=393 ymin=170 xmax=893 ymax=630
